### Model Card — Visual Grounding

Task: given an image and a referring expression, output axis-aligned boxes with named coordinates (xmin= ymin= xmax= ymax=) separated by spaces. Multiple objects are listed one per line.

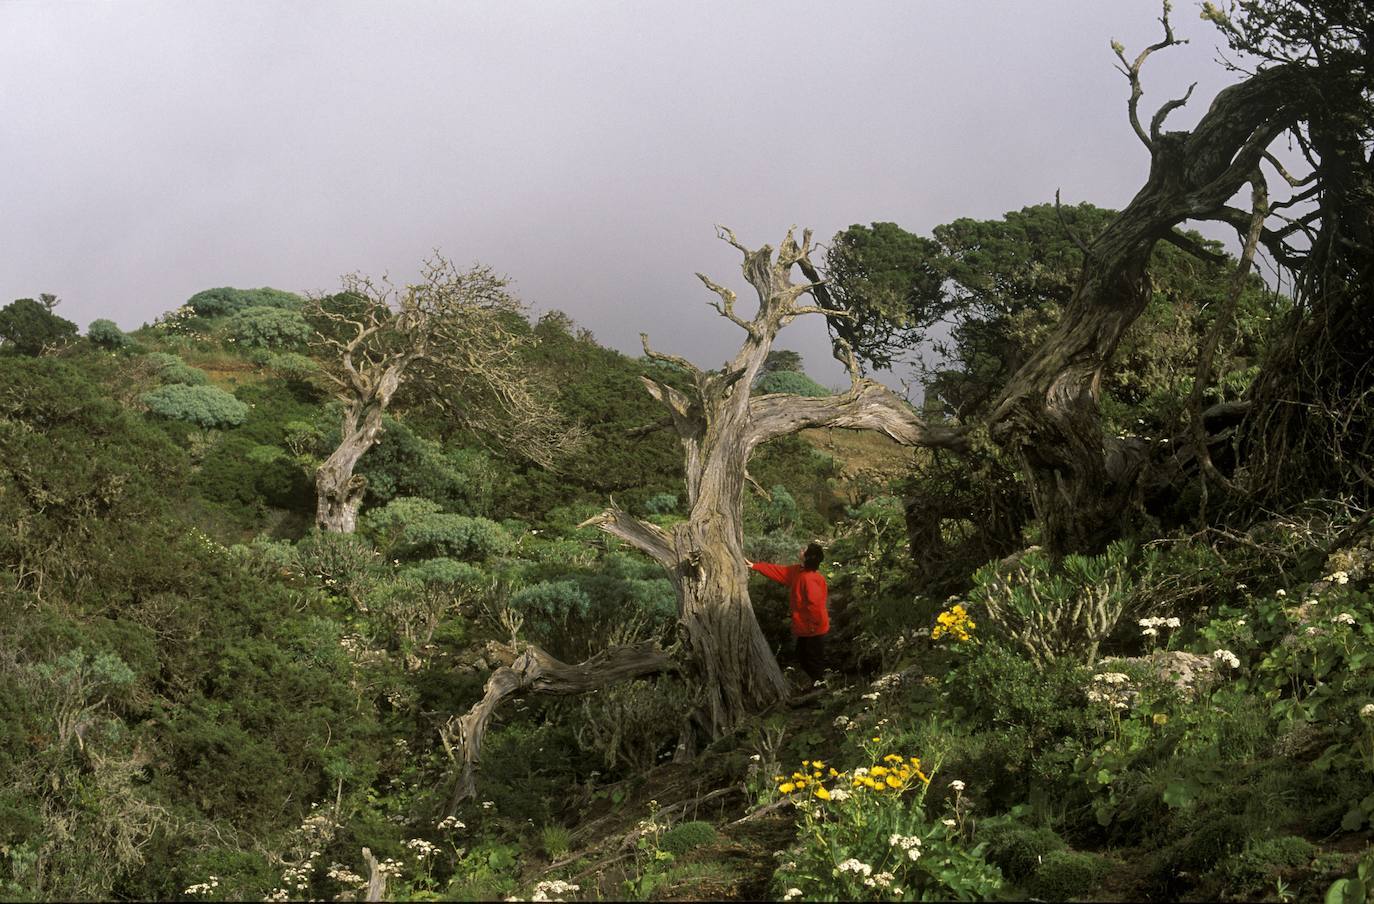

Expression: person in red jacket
xmin=746 ymin=542 xmax=829 ymax=684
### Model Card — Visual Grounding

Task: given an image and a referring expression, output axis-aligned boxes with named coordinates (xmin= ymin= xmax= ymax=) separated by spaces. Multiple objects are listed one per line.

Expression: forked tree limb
xmin=445 ymin=641 xmax=678 ymax=812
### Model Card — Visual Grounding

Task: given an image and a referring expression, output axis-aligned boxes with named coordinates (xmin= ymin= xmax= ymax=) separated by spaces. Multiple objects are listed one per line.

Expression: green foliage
xmin=1023 ymin=850 xmax=1110 ymax=901
xmin=224 ymin=305 xmax=312 ymax=349
xmin=978 ymin=820 xmax=1067 ymax=882
xmin=261 ymin=351 xmax=320 ymax=379
xmin=511 ymin=580 xmax=593 ymax=621
xmin=540 ymin=824 xmax=573 ymax=859
xmin=140 ymin=383 xmax=250 ymax=428
xmin=642 ymin=492 xmax=678 ymax=516
xmin=1215 ymin=835 xmax=1314 ymax=893
xmin=396 ymin=513 xmax=512 ymax=561
xmin=756 ymin=369 xmax=830 ymax=397
xmin=660 ymin=820 xmax=718 ymax=855
xmin=185 ymin=286 xmax=303 ymax=318
xmin=0 ymin=297 xmax=78 ymax=355
xmin=970 ymin=540 xmax=1138 ymax=663
xmin=141 ymin=351 xmax=211 ymax=385
xmin=87 ymin=318 xmax=131 ymax=349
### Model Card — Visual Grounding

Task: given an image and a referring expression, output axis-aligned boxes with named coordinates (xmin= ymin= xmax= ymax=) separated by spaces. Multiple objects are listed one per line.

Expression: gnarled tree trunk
xmin=985 ymin=24 xmax=1308 ymax=553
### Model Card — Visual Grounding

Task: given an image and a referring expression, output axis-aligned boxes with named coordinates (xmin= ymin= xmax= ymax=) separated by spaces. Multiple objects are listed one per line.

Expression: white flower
xmin=482 ymin=800 xmax=495 ymax=809
xmin=1333 ymin=612 xmax=1356 ymax=626
xmin=873 ymin=871 xmax=895 ymax=888
xmin=828 ymin=787 xmax=851 ymax=801
xmin=782 ymin=889 xmax=803 ymax=901
xmin=860 ymin=692 xmax=880 ymax=701
xmin=942 ymin=818 xmax=957 ymax=827
xmin=1236 ymin=618 xmax=1247 ymax=626
xmin=749 ymin=754 xmax=761 ymax=762
xmin=1361 ymin=704 xmax=1374 ymax=720
xmin=1276 ymin=589 xmax=1287 ymax=597
xmin=949 ymin=779 xmax=966 ymax=792
xmin=1329 ymin=571 xmax=1350 ymax=585
xmin=1142 ymin=627 xmax=1159 ymax=637
xmin=1212 ymin=649 xmax=1240 ymax=669
xmin=837 ymin=858 xmax=873 ymax=876
xmin=1165 ymin=617 xmax=1181 ymax=629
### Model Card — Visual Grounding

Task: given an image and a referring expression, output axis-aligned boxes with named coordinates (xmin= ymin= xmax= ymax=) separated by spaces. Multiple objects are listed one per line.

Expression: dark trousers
xmin=795 ymin=634 xmax=827 ymax=681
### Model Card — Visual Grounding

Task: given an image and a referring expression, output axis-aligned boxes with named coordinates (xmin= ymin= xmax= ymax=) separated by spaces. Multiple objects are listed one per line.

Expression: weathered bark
xmin=583 ymin=227 xmax=964 ymax=737
xmin=985 ymin=40 xmax=1307 ymax=553
xmin=315 ymin=395 xmax=394 ymax=533
xmin=444 ymin=640 xmax=676 ymax=810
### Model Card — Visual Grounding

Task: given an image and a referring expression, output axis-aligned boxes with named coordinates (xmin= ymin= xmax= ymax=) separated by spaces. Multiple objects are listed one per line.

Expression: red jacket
xmin=750 ymin=562 xmax=829 ymax=637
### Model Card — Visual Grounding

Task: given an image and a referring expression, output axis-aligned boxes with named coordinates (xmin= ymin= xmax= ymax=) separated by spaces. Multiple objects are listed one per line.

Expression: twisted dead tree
xmin=981 ymin=3 xmax=1323 ymax=553
xmin=446 ymin=227 xmax=964 ymax=805
xmin=306 ymin=255 xmax=574 ymax=532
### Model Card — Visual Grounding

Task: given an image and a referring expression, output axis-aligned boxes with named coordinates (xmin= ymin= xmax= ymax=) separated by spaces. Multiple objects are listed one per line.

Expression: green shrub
xmin=970 ymin=539 xmax=1137 ymax=663
xmin=511 ymin=580 xmax=593 ymax=620
xmin=0 ymin=297 xmax=77 ymax=355
xmin=756 ymin=369 xmax=829 ymax=397
xmin=643 ymin=492 xmax=678 ymax=515
xmin=262 ymin=351 xmax=319 ymax=379
xmin=87 ymin=319 xmax=131 ymax=349
xmin=185 ymin=286 xmax=302 ymax=318
xmin=661 ymin=821 xmax=718 ymax=855
xmin=398 ymin=513 xmax=512 ymax=561
xmin=293 ymin=530 xmax=381 ymax=600
xmin=1024 ymin=850 xmax=1110 ymax=901
xmin=980 ymin=821 xmax=1067 ymax=882
xmin=140 ymin=384 xmax=249 ymax=428
xmin=1215 ymin=835 xmax=1314 ymax=892
xmin=142 ymin=352 xmax=210 ymax=385
xmin=399 ymin=558 xmax=484 ymax=589
xmin=540 ymin=824 xmax=572 ymax=859
xmin=224 ymin=306 xmax=311 ymax=349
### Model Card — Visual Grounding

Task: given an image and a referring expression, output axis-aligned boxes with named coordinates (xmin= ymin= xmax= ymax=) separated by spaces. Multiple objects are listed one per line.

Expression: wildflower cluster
xmin=776 ymin=759 xmax=839 ymax=798
xmin=1086 ymin=672 xmax=1132 ymax=710
xmin=325 ymin=863 xmax=365 ymax=887
xmin=931 ymin=603 xmax=975 ymax=642
xmin=851 ymin=755 xmax=929 ymax=793
xmin=1212 ymin=649 xmax=1241 ymax=669
xmin=528 ymin=879 xmax=580 ymax=902
xmin=404 ymin=838 xmax=438 ymax=859
xmin=888 ymin=833 xmax=923 ymax=861
xmin=1138 ymin=615 xmax=1181 ymax=639
xmin=183 ymin=876 xmax=220 ymax=895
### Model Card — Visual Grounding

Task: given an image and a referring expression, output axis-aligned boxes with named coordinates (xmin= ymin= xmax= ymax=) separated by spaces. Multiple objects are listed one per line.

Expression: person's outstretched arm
xmin=749 ymin=561 xmax=790 ymax=584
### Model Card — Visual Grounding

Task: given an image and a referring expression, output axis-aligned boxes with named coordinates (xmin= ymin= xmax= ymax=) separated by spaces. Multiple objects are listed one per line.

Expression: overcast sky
xmin=1 ymin=1 xmax=1252 ymax=388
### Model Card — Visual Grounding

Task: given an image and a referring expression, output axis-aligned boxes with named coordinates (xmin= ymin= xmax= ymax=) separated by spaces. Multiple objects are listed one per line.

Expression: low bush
xmin=140 ymin=384 xmax=249 ymax=428
xmin=87 ymin=319 xmax=131 ymax=349
xmin=660 ymin=820 xmax=718 ymax=855
xmin=224 ymin=306 xmax=312 ymax=349
xmin=1024 ymin=849 xmax=1110 ymax=902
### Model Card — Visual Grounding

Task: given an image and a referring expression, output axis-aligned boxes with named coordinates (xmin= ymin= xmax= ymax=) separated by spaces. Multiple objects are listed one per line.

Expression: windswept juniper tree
xmin=307 ymin=255 xmax=573 ymax=532
xmin=924 ymin=3 xmax=1365 ymax=554
xmin=445 ymin=227 xmax=965 ymax=806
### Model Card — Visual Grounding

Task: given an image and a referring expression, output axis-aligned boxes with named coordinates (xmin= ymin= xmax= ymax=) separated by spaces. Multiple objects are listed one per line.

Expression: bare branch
xmin=578 ymin=501 xmax=678 ymax=569
xmin=1262 ymin=150 xmax=1315 ymax=187
xmin=748 ymin=380 xmax=968 ymax=452
xmin=446 ymin=640 xmax=678 ymax=810
xmin=1150 ymin=81 xmax=1197 ymax=141
xmin=640 ymin=332 xmax=704 ymax=377
xmin=1111 ymin=2 xmax=1186 ymax=152
xmin=1055 ymin=189 xmax=1092 ymax=256
xmin=1160 ymin=228 xmax=1228 ymax=265
xmin=694 ymin=274 xmax=760 ymax=337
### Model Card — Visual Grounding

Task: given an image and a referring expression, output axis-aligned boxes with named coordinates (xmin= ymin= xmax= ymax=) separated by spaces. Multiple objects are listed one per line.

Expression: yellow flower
xmin=1153 ymin=713 xmax=1169 ymax=726
xmin=779 ymin=782 xmax=796 ymax=794
xmin=814 ymin=786 xmax=831 ymax=800
xmin=812 ymin=760 xmax=825 ymax=770
xmin=871 ymin=766 xmax=889 ymax=777
xmin=886 ymin=774 xmax=903 ymax=789
xmin=883 ymin=754 xmax=902 ymax=763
